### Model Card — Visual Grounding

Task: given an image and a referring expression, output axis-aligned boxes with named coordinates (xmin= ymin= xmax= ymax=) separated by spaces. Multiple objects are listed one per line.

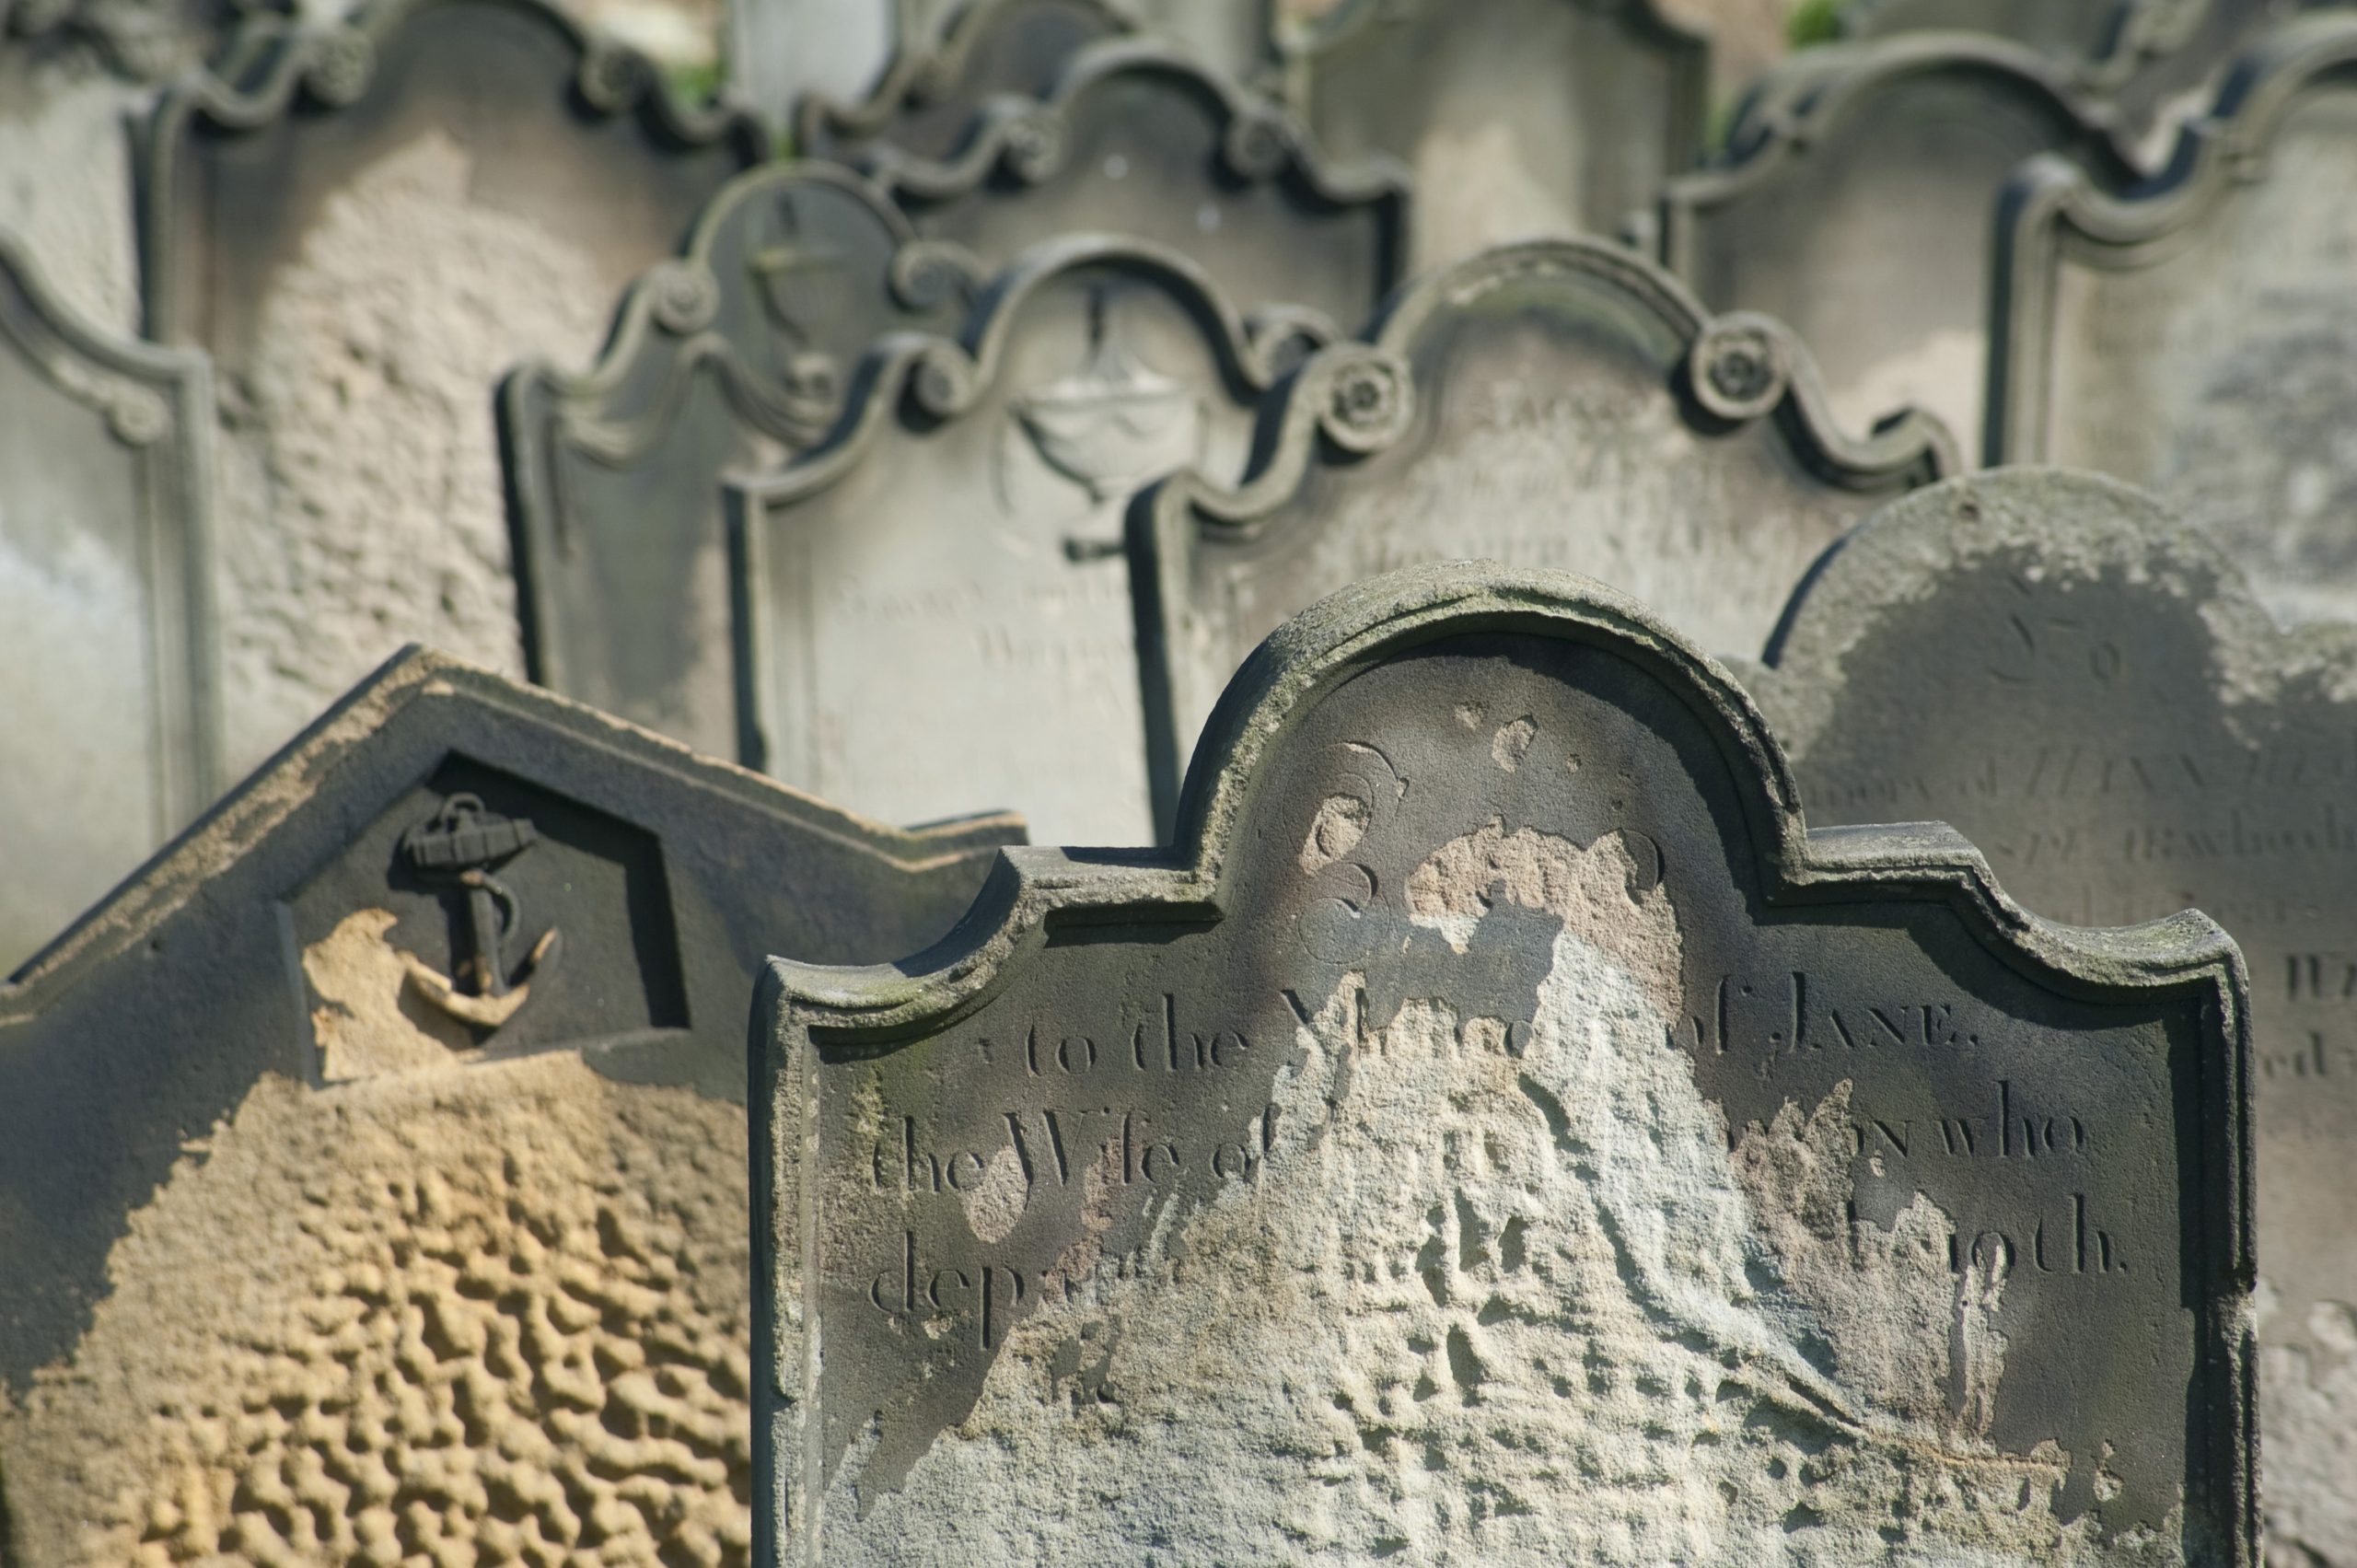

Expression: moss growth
xmin=1787 ymin=0 xmax=1845 ymax=47
xmin=666 ymin=58 xmax=726 ymax=106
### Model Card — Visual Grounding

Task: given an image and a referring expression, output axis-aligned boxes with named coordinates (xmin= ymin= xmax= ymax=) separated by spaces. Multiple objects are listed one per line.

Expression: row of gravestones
xmin=10 ymin=0 xmax=2357 ymax=970
xmin=14 ymin=476 xmax=2355 ymax=1563
xmin=0 ymin=0 xmax=2352 ymax=1562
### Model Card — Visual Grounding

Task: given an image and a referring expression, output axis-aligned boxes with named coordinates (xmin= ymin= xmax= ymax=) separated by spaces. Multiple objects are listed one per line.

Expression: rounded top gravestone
xmin=755 ymin=561 xmax=2256 ymax=1566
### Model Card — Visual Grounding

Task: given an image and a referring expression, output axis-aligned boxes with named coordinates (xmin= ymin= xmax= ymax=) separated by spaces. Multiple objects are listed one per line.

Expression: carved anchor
xmin=398 ymin=794 xmax=560 ymax=1032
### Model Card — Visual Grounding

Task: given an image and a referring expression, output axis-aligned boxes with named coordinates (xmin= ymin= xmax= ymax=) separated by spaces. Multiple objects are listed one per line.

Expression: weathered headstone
xmin=0 ymin=234 xmax=218 ymax=973
xmin=795 ymin=0 xmax=1138 ymax=165
xmin=141 ymin=0 xmax=764 ymax=779
xmin=1275 ymin=0 xmax=1710 ymax=266
xmin=1132 ymin=238 xmax=1956 ymax=834
xmin=0 ymin=647 xmax=1022 ymax=1565
xmin=1747 ymin=468 xmax=2355 ymax=1568
xmin=728 ymin=238 xmax=1297 ymax=847
xmin=755 ymin=562 xmax=2256 ymax=1564
xmin=1990 ymin=16 xmax=2357 ymax=627
xmin=1657 ymin=34 xmax=2142 ymax=447
xmin=846 ymin=37 xmax=1410 ymax=333
xmin=502 ymin=163 xmax=972 ymax=760
xmin=1837 ymin=0 xmax=2297 ymax=145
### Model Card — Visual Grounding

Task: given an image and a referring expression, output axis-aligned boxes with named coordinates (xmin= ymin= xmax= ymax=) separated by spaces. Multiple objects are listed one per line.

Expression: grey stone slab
xmin=502 ymin=164 xmax=971 ymax=760
xmin=1837 ymin=0 xmax=2302 ymax=146
xmin=140 ymin=0 xmax=765 ymax=780
xmin=846 ymin=35 xmax=1411 ymax=333
xmin=754 ymin=561 xmax=2256 ymax=1565
xmin=502 ymin=60 xmax=1403 ymax=766
xmin=0 ymin=647 xmax=1021 ymax=1559
xmin=1990 ymin=17 xmax=2357 ymax=628
xmin=1747 ymin=468 xmax=2357 ymax=1568
xmin=795 ymin=0 xmax=1139 ymax=165
xmin=1275 ymin=0 xmax=1709 ymax=267
xmin=1657 ymin=34 xmax=2144 ymax=448
xmin=0 ymin=233 xmax=218 ymax=973
xmin=728 ymin=238 xmax=1300 ymax=847
xmin=1132 ymin=238 xmax=1956 ymax=837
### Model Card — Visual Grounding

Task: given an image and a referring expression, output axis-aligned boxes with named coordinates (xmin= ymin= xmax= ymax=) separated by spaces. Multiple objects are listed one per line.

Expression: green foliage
xmin=665 ymin=58 xmax=726 ymax=106
xmin=1787 ymin=0 xmax=1845 ymax=47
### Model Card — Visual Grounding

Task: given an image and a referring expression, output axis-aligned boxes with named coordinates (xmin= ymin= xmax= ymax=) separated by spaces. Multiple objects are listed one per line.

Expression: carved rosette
xmin=1315 ymin=347 xmax=1412 ymax=456
xmin=999 ymin=109 xmax=1066 ymax=184
xmin=648 ymin=261 xmax=721 ymax=335
xmin=1220 ymin=110 xmax=1293 ymax=182
xmin=577 ymin=41 xmax=650 ymax=113
xmin=1689 ymin=317 xmax=1790 ymax=423
xmin=303 ymin=26 xmax=376 ymax=108
xmin=888 ymin=241 xmax=980 ymax=313
xmin=49 ymin=355 xmax=172 ymax=447
xmin=908 ymin=343 xmax=978 ymax=418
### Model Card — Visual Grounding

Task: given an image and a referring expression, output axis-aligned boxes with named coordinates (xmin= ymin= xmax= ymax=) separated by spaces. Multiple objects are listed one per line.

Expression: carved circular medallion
xmin=649 ymin=262 xmax=720 ymax=334
xmin=999 ymin=110 xmax=1066 ymax=184
xmin=888 ymin=241 xmax=979 ymax=312
xmin=108 ymin=387 xmax=170 ymax=447
xmin=304 ymin=27 xmax=376 ymax=107
xmin=578 ymin=42 xmax=648 ymax=112
xmin=1221 ymin=111 xmax=1292 ymax=181
xmin=1317 ymin=349 xmax=1412 ymax=455
xmin=1690 ymin=318 xmax=1789 ymax=423
xmin=909 ymin=343 xmax=975 ymax=417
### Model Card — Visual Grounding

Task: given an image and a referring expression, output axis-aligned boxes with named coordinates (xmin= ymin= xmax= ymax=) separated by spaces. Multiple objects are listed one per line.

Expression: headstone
xmin=1132 ymin=238 xmax=1956 ymax=835
xmin=1275 ymin=0 xmax=1710 ymax=266
xmin=0 ymin=647 xmax=1023 ymax=1566
xmin=502 ymin=163 xmax=971 ymax=759
xmin=846 ymin=36 xmax=1411 ymax=333
xmin=1747 ymin=468 xmax=2353 ymax=1568
xmin=795 ymin=0 xmax=1138 ymax=165
xmin=1837 ymin=0 xmax=2298 ymax=145
xmin=0 ymin=234 xmax=218 ymax=972
xmin=1656 ymin=33 xmax=2143 ymax=447
xmin=754 ymin=562 xmax=2256 ymax=1565
xmin=141 ymin=0 xmax=764 ymax=779
xmin=1989 ymin=15 xmax=2357 ymax=627
xmin=728 ymin=238 xmax=1298 ymax=847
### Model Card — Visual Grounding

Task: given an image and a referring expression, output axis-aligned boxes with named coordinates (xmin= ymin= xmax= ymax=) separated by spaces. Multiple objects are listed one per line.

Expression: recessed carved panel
xmin=758 ymin=563 xmax=2254 ymax=1564
xmin=1658 ymin=34 xmax=2142 ymax=447
xmin=0 ymin=234 xmax=217 ymax=971
xmin=1990 ymin=17 xmax=2357 ymax=627
xmin=728 ymin=240 xmax=1298 ymax=846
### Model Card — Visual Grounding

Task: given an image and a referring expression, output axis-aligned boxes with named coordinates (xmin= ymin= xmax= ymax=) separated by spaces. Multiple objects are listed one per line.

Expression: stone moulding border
xmin=1655 ymin=30 xmax=2153 ymax=282
xmin=842 ymin=33 xmax=1414 ymax=242
xmin=1984 ymin=15 xmax=2357 ymax=468
xmin=134 ymin=0 xmax=769 ymax=343
xmin=1130 ymin=237 xmax=1961 ymax=834
xmin=498 ymin=159 xmax=968 ymax=694
xmin=791 ymin=0 xmax=1139 ymax=155
xmin=0 ymin=230 xmax=222 ymax=842
xmin=720 ymin=231 xmax=1320 ymax=779
xmin=749 ymin=558 xmax=2258 ymax=1567
xmin=0 ymin=644 xmax=1025 ymax=1016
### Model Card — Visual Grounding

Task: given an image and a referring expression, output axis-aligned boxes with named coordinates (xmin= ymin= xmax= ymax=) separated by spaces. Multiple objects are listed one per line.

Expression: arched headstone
xmin=1277 ymin=0 xmax=1709 ymax=266
xmin=0 ymin=233 xmax=217 ymax=970
xmin=1748 ymin=468 xmax=2352 ymax=1568
xmin=1990 ymin=16 xmax=2357 ymax=626
xmin=140 ymin=0 xmax=764 ymax=777
xmin=1658 ymin=34 xmax=2142 ymax=447
xmin=756 ymin=562 xmax=2255 ymax=1564
xmin=0 ymin=647 xmax=1021 ymax=1564
xmin=727 ymin=238 xmax=1301 ymax=846
xmin=1133 ymin=238 xmax=1956 ymax=833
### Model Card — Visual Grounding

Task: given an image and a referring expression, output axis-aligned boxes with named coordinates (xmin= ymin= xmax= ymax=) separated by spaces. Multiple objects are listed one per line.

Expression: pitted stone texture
xmin=0 ymin=1051 xmax=751 ymax=1568
xmin=214 ymin=134 xmax=599 ymax=775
